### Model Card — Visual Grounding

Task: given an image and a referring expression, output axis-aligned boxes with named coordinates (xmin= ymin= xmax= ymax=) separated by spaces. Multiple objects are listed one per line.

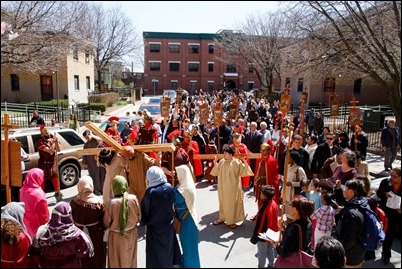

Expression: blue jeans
xmin=257 ymin=241 xmax=276 ymax=268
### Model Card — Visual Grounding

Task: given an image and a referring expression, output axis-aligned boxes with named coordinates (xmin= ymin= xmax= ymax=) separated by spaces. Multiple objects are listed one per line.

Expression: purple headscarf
xmin=34 ymin=201 xmax=93 ymax=255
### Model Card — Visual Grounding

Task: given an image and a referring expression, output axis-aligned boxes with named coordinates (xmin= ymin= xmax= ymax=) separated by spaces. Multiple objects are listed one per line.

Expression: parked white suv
xmin=4 ymin=126 xmax=85 ymax=189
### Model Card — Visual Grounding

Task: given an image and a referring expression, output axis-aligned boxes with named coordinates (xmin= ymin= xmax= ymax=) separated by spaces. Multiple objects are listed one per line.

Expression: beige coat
xmin=210 ymin=158 xmax=253 ymax=225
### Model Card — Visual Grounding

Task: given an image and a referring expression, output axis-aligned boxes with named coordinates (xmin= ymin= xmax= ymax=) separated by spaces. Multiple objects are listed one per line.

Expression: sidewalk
xmin=366 ymin=151 xmax=401 ymax=179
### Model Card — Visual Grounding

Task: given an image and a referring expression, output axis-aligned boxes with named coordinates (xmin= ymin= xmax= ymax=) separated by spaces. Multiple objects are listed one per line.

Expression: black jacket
xmin=335 ymin=196 xmax=368 ymax=266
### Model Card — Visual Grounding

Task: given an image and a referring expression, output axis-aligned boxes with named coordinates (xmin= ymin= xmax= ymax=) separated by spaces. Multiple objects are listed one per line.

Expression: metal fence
xmin=286 ymin=104 xmax=395 ymax=153
xmin=1 ymin=102 xmax=101 ymax=129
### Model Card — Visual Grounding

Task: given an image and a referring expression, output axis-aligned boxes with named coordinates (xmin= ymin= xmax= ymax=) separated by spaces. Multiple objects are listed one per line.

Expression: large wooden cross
xmin=77 ymin=121 xmax=176 ymax=155
xmin=1 ymin=114 xmax=19 ymax=203
xmin=350 ymin=96 xmax=359 ymax=107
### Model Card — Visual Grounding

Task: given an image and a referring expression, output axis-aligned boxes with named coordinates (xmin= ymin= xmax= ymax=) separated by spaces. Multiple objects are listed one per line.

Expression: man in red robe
xmin=254 ymin=143 xmax=280 ymax=211
xmin=231 ymin=132 xmax=251 ymax=187
xmin=35 ymin=125 xmax=62 ymax=200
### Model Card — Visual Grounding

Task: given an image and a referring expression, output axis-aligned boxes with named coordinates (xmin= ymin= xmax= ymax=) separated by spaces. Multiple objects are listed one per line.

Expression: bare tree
xmin=1 ymin=1 xmax=89 ymax=74
xmin=285 ymin=1 xmax=401 ymax=125
xmin=213 ymin=12 xmax=287 ymax=95
xmin=78 ymin=3 xmax=142 ymax=92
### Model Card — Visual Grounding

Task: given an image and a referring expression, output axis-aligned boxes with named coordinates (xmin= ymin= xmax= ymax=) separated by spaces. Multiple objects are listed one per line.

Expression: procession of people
xmin=1 ymin=88 xmax=400 ymax=268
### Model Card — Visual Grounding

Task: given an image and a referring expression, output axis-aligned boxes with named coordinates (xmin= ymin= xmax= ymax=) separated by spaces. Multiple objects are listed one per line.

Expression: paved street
xmin=49 ymin=100 xmax=400 ymax=268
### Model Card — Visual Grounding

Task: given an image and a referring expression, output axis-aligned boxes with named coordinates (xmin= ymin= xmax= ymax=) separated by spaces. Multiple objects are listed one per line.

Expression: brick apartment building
xmin=142 ymin=31 xmax=263 ymax=95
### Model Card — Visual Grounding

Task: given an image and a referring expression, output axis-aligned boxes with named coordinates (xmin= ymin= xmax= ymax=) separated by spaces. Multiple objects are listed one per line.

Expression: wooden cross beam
xmin=284 ymin=84 xmax=291 ymax=94
xmin=193 ymin=153 xmax=261 ymax=160
xmin=77 ymin=143 xmax=176 ymax=155
xmin=81 ymin=121 xmax=176 ymax=155
xmin=330 ymin=92 xmax=339 ymax=101
xmin=350 ymin=96 xmax=359 ymax=108
xmin=1 ymin=114 xmax=18 ymax=203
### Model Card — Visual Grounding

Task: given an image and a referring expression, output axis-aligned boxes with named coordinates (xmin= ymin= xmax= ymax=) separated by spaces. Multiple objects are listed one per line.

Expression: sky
xmin=100 ymin=1 xmax=281 ymax=71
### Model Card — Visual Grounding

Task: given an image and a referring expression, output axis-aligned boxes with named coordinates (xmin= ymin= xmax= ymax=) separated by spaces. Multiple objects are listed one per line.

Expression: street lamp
xmin=53 ymin=71 xmax=60 ymax=122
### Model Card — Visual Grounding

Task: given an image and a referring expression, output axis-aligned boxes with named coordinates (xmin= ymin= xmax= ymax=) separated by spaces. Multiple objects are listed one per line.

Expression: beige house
xmin=1 ymin=45 xmax=94 ymax=106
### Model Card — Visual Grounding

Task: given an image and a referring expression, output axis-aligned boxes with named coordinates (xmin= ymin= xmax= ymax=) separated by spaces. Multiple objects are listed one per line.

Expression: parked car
xmin=138 ymin=103 xmax=162 ymax=122
xmin=98 ymin=116 xmax=143 ymax=134
xmin=147 ymin=95 xmax=164 ymax=104
xmin=2 ymin=126 xmax=86 ymax=190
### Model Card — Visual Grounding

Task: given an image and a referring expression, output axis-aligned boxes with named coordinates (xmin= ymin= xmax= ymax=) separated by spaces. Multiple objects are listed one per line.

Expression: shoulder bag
xmin=274 ymin=224 xmax=313 ymax=268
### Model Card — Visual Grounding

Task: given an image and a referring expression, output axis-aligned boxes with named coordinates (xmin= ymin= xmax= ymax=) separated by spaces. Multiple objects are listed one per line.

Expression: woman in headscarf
xmin=33 ymin=201 xmax=94 ymax=268
xmin=103 ymin=175 xmax=141 ymax=268
xmin=19 ymin=168 xmax=50 ymax=238
xmin=70 ymin=176 xmax=106 ymax=268
xmin=1 ymin=202 xmax=33 ymax=268
xmin=174 ymin=164 xmax=201 ymax=268
xmin=141 ymin=166 xmax=182 ymax=268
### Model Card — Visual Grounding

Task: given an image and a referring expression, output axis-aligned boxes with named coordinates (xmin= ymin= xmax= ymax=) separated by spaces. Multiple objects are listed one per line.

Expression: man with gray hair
xmin=259 ymin=121 xmax=271 ymax=144
xmin=381 ymin=117 xmax=400 ymax=171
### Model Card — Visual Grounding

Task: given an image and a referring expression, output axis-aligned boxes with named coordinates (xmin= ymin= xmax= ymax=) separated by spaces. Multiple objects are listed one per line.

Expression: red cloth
xmin=182 ymin=141 xmax=202 ymax=177
xmin=255 ymin=156 xmax=280 ymax=205
xmin=375 ymin=207 xmax=388 ymax=233
xmin=232 ymin=143 xmax=251 ymax=187
xmin=255 ymin=200 xmax=279 ymax=235
xmin=1 ymin=232 xmax=33 ymax=268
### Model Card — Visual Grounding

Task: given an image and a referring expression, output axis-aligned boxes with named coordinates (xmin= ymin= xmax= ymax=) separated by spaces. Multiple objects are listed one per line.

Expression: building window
xmin=169 ymin=62 xmax=180 ymax=72
xmin=248 ymin=81 xmax=254 ymax=91
xmin=73 ymin=45 xmax=78 ymax=61
xmin=74 ymin=75 xmax=80 ymax=91
xmin=208 ymin=63 xmax=214 ymax=72
xmin=324 ymin=77 xmax=335 ymax=92
xmin=188 ymin=44 xmax=199 ymax=54
xmin=190 ymin=81 xmax=197 ymax=94
xmin=149 ymin=62 xmax=161 ymax=71
xmin=86 ymin=76 xmax=91 ymax=90
xmin=207 ymin=81 xmax=214 ymax=91
xmin=10 ymin=74 xmax=20 ymax=91
xmin=354 ymin=78 xmax=362 ymax=94
xmin=248 ymin=64 xmax=254 ymax=73
xmin=208 ymin=44 xmax=214 ymax=54
xmin=149 ymin=43 xmax=161 ymax=53
xmin=188 ymin=62 xmax=199 ymax=72
xmin=85 ymin=49 xmax=90 ymax=64
xmin=169 ymin=43 xmax=180 ymax=53
xmin=171 ymin=80 xmax=178 ymax=90
xmin=297 ymin=78 xmax=303 ymax=92
xmin=226 ymin=64 xmax=236 ymax=73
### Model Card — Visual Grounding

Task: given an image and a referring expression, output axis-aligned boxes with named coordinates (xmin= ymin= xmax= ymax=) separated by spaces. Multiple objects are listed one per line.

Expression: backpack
xmin=353 ymin=206 xmax=385 ymax=251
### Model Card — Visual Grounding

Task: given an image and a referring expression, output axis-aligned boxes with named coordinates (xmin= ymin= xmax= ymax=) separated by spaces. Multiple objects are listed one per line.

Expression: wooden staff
xmin=53 ymin=128 xmax=61 ymax=195
xmin=349 ymin=97 xmax=360 ymax=152
xmin=280 ymin=116 xmax=294 ymax=222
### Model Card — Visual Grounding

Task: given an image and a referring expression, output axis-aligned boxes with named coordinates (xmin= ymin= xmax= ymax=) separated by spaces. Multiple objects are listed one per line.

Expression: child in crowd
xmin=309 ymin=192 xmax=335 ymax=250
xmin=306 ymin=178 xmax=322 ymax=249
xmin=250 ymin=185 xmax=279 ymax=268
xmin=299 ymin=178 xmax=310 ymax=197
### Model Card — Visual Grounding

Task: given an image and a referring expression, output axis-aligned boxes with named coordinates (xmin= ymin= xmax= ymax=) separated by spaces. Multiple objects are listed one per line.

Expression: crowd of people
xmin=2 ymin=89 xmax=400 ymax=268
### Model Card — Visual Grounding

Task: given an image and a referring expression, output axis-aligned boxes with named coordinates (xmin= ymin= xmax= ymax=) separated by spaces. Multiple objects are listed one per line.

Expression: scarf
xmin=175 ymin=164 xmax=198 ymax=223
xmin=74 ymin=175 xmax=102 ymax=204
xmin=146 ymin=166 xmax=167 ymax=188
xmin=34 ymin=202 xmax=88 ymax=248
xmin=1 ymin=202 xmax=28 ymax=235
xmin=112 ymin=175 xmax=129 ymax=235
